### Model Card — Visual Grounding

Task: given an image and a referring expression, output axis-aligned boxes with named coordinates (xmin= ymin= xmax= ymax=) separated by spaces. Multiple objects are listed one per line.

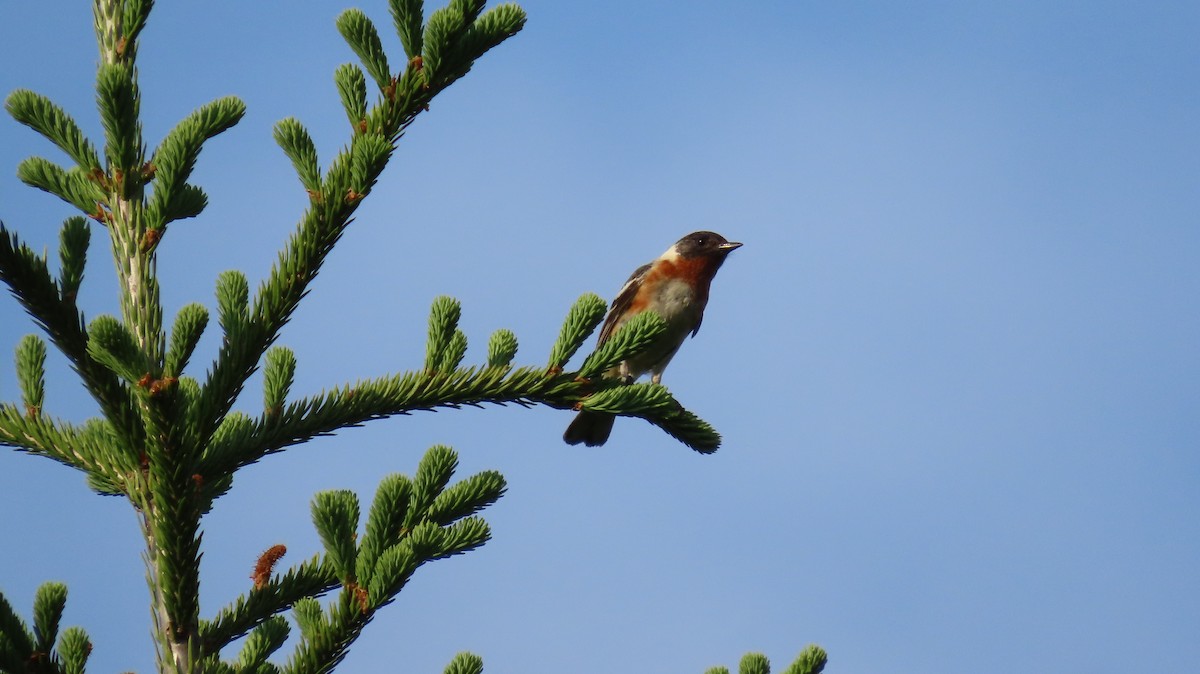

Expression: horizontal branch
xmin=200 ymin=554 xmax=338 ymax=653
xmin=200 ymin=364 xmax=718 ymax=480
xmin=0 ymin=222 xmax=143 ymax=449
xmin=0 ymin=406 xmax=136 ymax=489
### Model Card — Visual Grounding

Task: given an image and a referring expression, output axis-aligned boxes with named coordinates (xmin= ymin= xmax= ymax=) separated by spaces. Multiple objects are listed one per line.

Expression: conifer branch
xmin=0 ymin=584 xmax=92 ymax=674
xmin=0 ymin=409 xmax=137 ymax=492
xmin=200 ymin=555 xmax=339 ymax=653
xmin=192 ymin=2 xmax=527 ymax=460
xmin=58 ymin=217 xmax=90 ymax=302
xmin=274 ymin=118 xmax=322 ymax=193
xmin=0 ymin=1 xmax=789 ymax=671
xmin=442 ymin=652 xmax=485 ymax=674
xmin=14 ymin=157 xmax=106 ymax=215
xmin=201 ymin=360 xmax=719 ymax=477
xmin=4 ymin=89 xmax=103 ymax=170
xmin=0 ymin=222 xmax=144 ymax=448
xmin=704 ymin=646 xmax=828 ymax=674
xmin=337 ymin=10 xmax=393 ymax=91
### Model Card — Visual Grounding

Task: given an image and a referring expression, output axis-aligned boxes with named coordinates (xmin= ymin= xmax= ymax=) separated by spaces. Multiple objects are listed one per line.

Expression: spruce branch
xmin=547 ymin=292 xmax=606 ymax=371
xmin=0 ymin=584 xmax=92 ymax=674
xmin=166 ymin=303 xmax=210 ymax=378
xmin=216 ymin=270 xmax=250 ymax=339
xmin=426 ymin=468 xmax=505 ymax=525
xmin=486 ymin=328 xmax=517 ymax=368
xmin=578 ymin=382 xmax=675 ymax=417
xmin=32 ymin=581 xmax=67 ymax=654
xmin=356 ymin=474 xmax=412 ymax=581
xmin=86 ymin=314 xmax=153 ymax=385
xmin=408 ymin=444 xmax=459 ymax=528
xmin=194 ymin=0 xmax=526 ymax=459
xmin=236 ymin=616 xmax=290 ymax=671
xmin=95 ymin=62 xmax=144 ymax=191
xmin=15 ymin=157 xmax=107 ymax=216
xmin=422 ymin=4 xmax=469 ymax=84
xmin=0 ymin=588 xmax=34 ymax=662
xmin=578 ymin=310 xmax=667 ymax=379
xmin=389 ymin=0 xmax=425 ymax=60
xmin=442 ymin=652 xmax=485 ymax=674
xmin=196 ymin=294 xmax=724 ymax=473
xmin=425 ymin=295 xmax=463 ymax=372
xmin=312 ymin=490 xmax=362 ymax=583
xmin=782 ymin=645 xmax=829 ymax=674
xmin=273 ymin=118 xmax=323 ymax=193
xmin=0 ymin=407 xmax=136 ymax=489
xmin=58 ymin=626 xmax=93 ymax=674
xmin=58 ymin=216 xmax=91 ymax=301
xmin=16 ymin=334 xmax=47 ymax=417
xmin=740 ymin=653 xmax=770 ymax=674
xmin=334 ymin=64 xmax=369 ymax=133
xmin=0 ymin=1 xmax=791 ymax=671
xmin=0 ymin=223 xmax=142 ymax=447
xmin=4 ymin=89 xmax=103 ymax=170
xmin=704 ymin=646 xmax=828 ymax=674
xmin=437 ymin=329 xmax=469 ymax=373
xmin=337 ymin=9 xmax=393 ymax=91
xmin=263 ymin=346 xmax=297 ymax=417
xmin=201 ymin=555 xmax=339 ymax=653
xmin=278 ymin=449 xmax=501 ymax=673
xmin=453 ymin=0 xmax=487 ymax=25
xmin=426 ymin=3 xmax=526 ymax=91
xmin=147 ymin=95 xmax=246 ymax=230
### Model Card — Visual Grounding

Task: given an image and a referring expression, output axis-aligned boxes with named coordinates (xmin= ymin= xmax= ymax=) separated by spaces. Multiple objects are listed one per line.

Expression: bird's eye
xmin=695 ymin=236 xmax=707 ymax=246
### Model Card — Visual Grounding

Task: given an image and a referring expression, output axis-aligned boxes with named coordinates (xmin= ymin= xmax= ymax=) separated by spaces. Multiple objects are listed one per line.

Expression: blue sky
xmin=1 ymin=1 xmax=1198 ymax=672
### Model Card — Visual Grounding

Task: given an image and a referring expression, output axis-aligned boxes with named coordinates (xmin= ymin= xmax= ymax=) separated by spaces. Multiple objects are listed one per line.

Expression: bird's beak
xmin=719 ymin=241 xmax=743 ymax=252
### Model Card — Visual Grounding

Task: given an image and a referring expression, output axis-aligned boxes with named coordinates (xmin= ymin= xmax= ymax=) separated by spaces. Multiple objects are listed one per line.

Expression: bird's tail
xmin=563 ymin=410 xmax=615 ymax=447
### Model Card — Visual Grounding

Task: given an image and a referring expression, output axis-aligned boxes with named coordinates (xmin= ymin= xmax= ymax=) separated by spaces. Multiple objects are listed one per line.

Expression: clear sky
xmin=1 ymin=1 xmax=1198 ymax=672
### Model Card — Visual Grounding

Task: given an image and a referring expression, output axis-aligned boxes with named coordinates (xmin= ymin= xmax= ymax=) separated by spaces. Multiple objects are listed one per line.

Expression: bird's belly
xmin=620 ymin=278 xmax=699 ymax=379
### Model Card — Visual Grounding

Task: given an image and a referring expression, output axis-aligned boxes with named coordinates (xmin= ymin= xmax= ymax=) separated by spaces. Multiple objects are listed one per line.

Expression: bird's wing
xmin=597 ymin=261 xmax=652 ymax=345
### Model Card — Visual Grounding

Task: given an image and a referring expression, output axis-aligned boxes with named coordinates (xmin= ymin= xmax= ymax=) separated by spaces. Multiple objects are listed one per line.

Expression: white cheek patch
xmin=659 ymin=244 xmax=682 ymax=262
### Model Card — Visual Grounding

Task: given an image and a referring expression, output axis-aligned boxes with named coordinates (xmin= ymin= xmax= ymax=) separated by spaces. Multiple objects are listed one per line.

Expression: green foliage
xmin=357 ymin=474 xmax=413 ymax=581
xmin=15 ymin=156 xmax=106 ymax=215
xmin=0 ymin=583 xmax=92 ymax=673
xmin=147 ymin=96 xmax=246 ymax=229
xmin=32 ymin=581 xmax=68 ymax=653
xmin=740 ymin=653 xmax=771 ymax=674
xmin=263 ymin=346 xmax=297 ymax=415
xmin=166 ymin=303 xmax=210 ymax=378
xmin=425 ymin=295 xmax=463 ymax=372
xmin=579 ymin=382 xmax=675 ymax=416
xmin=4 ymin=89 xmax=102 ymax=170
xmin=86 ymin=314 xmax=150 ymax=384
xmin=216 ymin=270 xmax=250 ymax=338
xmin=237 ymin=615 xmax=291 ymax=670
xmin=312 ymin=490 xmax=362 ymax=583
xmin=578 ymin=310 xmax=667 ymax=379
xmin=95 ymin=62 xmax=144 ymax=187
xmin=705 ymin=646 xmax=829 ymax=674
xmin=486 ymin=328 xmax=518 ymax=367
xmin=57 ymin=216 xmax=90 ymax=300
xmin=782 ymin=645 xmax=829 ymax=674
xmin=274 ymin=118 xmax=322 ymax=193
xmin=390 ymin=0 xmax=425 ymax=59
xmin=547 ymin=292 xmax=606 ymax=370
xmin=334 ymin=64 xmax=369 ymax=132
xmin=58 ymin=626 xmax=93 ymax=674
xmin=337 ymin=9 xmax=393 ymax=91
xmin=442 ymin=651 xmax=484 ymax=674
xmin=0 ymin=0 xmax=798 ymax=672
xmin=15 ymin=334 xmax=47 ymax=415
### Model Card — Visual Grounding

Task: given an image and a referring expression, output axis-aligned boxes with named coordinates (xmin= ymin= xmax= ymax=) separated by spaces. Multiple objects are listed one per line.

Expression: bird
xmin=563 ymin=230 xmax=742 ymax=446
